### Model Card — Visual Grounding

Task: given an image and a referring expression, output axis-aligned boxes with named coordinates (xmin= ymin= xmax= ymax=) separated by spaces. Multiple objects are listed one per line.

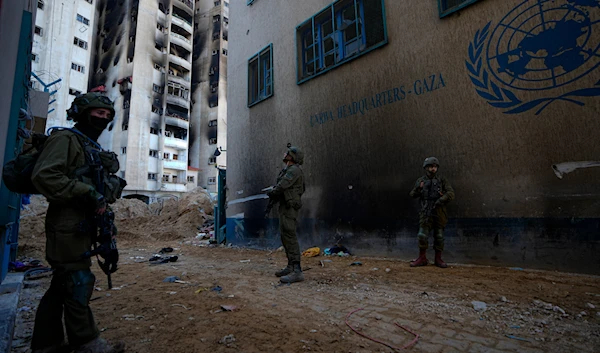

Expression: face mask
xmin=89 ymin=115 xmax=111 ymax=131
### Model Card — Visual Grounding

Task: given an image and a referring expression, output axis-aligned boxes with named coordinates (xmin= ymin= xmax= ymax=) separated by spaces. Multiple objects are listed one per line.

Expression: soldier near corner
xmin=266 ymin=144 xmax=306 ymax=283
xmin=30 ymin=92 xmax=125 ymax=353
xmin=409 ymin=157 xmax=455 ymax=268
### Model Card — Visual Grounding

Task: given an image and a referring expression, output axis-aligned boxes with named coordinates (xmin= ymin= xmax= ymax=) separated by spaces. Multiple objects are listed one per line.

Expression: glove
xmin=100 ymin=246 xmax=119 ymax=273
xmin=88 ymin=188 xmax=106 ymax=215
xmin=266 ymin=190 xmax=275 ymax=198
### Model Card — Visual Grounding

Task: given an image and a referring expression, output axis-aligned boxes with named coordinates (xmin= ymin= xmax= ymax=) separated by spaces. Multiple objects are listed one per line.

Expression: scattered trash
xmin=219 ymin=334 xmax=236 ymax=344
xmin=174 ymin=280 xmax=190 ymax=284
xmin=163 ymin=276 xmax=179 ymax=283
xmin=371 ymin=268 xmax=379 ymax=271
xmin=195 ymin=288 xmax=209 ymax=294
xmin=324 ymin=245 xmax=350 ymax=256
xmin=505 ymin=335 xmax=531 ymax=342
xmin=302 ymin=247 xmax=321 ymax=257
xmin=228 ymin=295 xmax=235 ymax=298
xmin=151 ymin=255 xmax=179 ymax=264
xmin=320 ymin=260 xmax=325 ymax=267
xmin=500 ymin=296 xmax=508 ymax=302
xmin=421 ymin=292 xmax=428 ymax=296
xmin=220 ymin=305 xmax=237 ymax=311
xmin=309 ymin=329 xmax=318 ymax=333
xmin=586 ymin=303 xmax=595 ymax=309
xmin=385 ymin=268 xmax=391 ymax=273
xmin=150 ymin=325 xmax=156 ymax=330
xmin=350 ymin=262 xmax=362 ymax=266
xmin=171 ymin=304 xmax=191 ymax=310
xmin=239 ymin=260 xmax=251 ymax=263
xmin=167 ymin=291 xmax=177 ymax=295
xmin=509 ymin=267 xmax=523 ymax=271
xmin=276 ymin=246 xmax=284 ymax=252
xmin=211 ymin=286 xmax=223 ymax=292
xmin=472 ymin=301 xmax=487 ymax=312
xmin=553 ymin=306 xmax=566 ymax=315
xmin=159 ymin=247 xmax=174 ymax=254
xmin=95 ymin=287 xmax=103 ymax=292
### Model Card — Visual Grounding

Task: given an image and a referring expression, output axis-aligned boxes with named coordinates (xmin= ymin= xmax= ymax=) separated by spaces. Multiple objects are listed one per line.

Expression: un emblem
xmin=466 ymin=0 xmax=600 ymax=114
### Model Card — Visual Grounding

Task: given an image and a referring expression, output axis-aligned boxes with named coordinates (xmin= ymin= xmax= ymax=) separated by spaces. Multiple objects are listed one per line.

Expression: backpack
xmin=2 ymin=133 xmax=49 ymax=194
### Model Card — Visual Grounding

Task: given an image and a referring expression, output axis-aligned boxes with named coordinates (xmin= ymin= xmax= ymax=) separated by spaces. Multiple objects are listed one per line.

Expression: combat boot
xmin=280 ymin=263 xmax=304 ymax=283
xmin=434 ymin=250 xmax=448 ymax=268
xmin=74 ymin=337 xmax=125 ymax=353
xmin=275 ymin=262 xmax=293 ymax=277
xmin=32 ymin=343 xmax=71 ymax=353
xmin=410 ymin=250 xmax=428 ymax=267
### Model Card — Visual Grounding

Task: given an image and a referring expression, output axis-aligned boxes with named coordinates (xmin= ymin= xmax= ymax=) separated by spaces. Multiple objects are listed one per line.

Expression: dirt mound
xmin=17 ymin=195 xmax=48 ymax=260
xmin=111 ymin=198 xmax=152 ymax=220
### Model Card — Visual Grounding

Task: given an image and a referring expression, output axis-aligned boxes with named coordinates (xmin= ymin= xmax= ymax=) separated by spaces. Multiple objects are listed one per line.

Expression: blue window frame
xmin=248 ymin=44 xmax=273 ymax=107
xmin=247 ymin=0 xmax=255 ymax=5
xmin=297 ymin=0 xmax=387 ymax=84
xmin=438 ymin=0 xmax=483 ymax=18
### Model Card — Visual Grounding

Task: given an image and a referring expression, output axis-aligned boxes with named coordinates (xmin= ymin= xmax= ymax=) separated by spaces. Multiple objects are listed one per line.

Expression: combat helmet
xmin=67 ymin=92 xmax=115 ymax=122
xmin=286 ymin=143 xmax=304 ymax=165
xmin=422 ymin=157 xmax=439 ymax=169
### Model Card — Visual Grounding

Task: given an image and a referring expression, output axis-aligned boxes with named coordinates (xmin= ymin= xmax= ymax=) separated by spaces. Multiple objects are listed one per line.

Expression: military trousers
xmin=416 ymin=225 xmax=444 ymax=251
xmin=278 ymin=205 xmax=301 ymax=264
xmin=31 ymin=268 xmax=99 ymax=350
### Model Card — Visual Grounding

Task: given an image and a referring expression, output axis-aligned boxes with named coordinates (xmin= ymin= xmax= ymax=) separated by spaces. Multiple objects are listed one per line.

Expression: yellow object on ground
xmin=302 ymin=247 xmax=321 ymax=257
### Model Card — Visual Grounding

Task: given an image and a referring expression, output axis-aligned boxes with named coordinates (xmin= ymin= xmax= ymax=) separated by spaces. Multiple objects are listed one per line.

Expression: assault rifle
xmin=262 ymin=186 xmax=276 ymax=218
xmin=82 ymin=210 xmax=117 ymax=289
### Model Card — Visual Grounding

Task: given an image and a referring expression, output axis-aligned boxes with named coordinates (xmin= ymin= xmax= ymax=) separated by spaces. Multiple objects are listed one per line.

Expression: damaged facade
xmin=226 ymin=0 xmax=600 ymax=274
xmin=189 ymin=0 xmax=228 ymax=192
xmin=90 ymin=0 xmax=200 ymax=201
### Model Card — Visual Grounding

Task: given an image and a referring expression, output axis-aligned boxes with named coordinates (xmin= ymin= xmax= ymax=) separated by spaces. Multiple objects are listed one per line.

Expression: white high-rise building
xmin=32 ymin=0 xmax=96 ymax=130
xmin=91 ymin=0 xmax=201 ymax=202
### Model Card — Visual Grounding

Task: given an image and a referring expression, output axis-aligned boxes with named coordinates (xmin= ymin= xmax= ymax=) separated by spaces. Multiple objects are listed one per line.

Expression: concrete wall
xmin=226 ymin=0 xmax=600 ymax=273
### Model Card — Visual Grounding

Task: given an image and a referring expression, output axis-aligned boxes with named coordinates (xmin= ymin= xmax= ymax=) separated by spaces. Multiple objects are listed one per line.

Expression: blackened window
xmin=248 ymin=43 xmax=273 ymax=107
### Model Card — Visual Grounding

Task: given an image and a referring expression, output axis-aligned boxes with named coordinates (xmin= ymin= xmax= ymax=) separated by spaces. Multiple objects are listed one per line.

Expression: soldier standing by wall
xmin=267 ymin=145 xmax=306 ymax=283
xmin=409 ymin=157 xmax=455 ymax=268
xmin=30 ymin=93 xmax=125 ymax=353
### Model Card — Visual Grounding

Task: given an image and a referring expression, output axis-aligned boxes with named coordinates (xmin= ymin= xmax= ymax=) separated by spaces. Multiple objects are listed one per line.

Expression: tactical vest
xmin=278 ymin=166 xmax=305 ymax=210
xmin=421 ymin=177 xmax=442 ymax=213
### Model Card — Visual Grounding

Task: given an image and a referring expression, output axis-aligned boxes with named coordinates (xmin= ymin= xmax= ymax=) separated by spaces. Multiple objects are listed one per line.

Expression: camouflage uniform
xmin=267 ymin=146 xmax=305 ymax=283
xmin=30 ymin=93 xmax=124 ymax=353
xmin=409 ymin=157 xmax=455 ymax=268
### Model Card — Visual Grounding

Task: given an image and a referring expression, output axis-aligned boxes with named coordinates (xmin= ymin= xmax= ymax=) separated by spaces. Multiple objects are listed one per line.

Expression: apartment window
xmin=247 ymin=0 xmax=254 ymax=5
xmin=187 ymin=176 xmax=195 ymax=182
xmin=163 ymin=152 xmax=170 ymax=159
xmin=162 ymin=174 xmax=170 ymax=182
xmin=208 ymin=157 xmax=216 ymax=165
xmin=76 ymin=14 xmax=90 ymax=25
xmin=213 ymin=15 xmax=220 ymax=22
xmin=222 ymin=48 xmax=228 ymax=56
xmin=165 ymin=130 xmax=173 ymax=137
xmin=297 ymin=0 xmax=387 ymax=84
xmin=148 ymin=173 xmax=157 ymax=180
xmin=152 ymin=105 xmax=161 ymax=114
xmin=223 ymin=17 xmax=229 ymax=24
xmin=37 ymin=0 xmax=44 ymax=10
xmin=154 ymin=63 xmax=163 ymax=71
xmin=121 ymin=147 xmax=127 ymax=154
xmin=71 ymin=63 xmax=85 ymax=73
xmin=153 ymin=84 xmax=164 ymax=93
xmin=86 ymin=0 xmax=93 ymax=3
xmin=68 ymin=88 xmax=82 ymax=96
xmin=34 ymin=26 xmax=43 ymax=36
xmin=248 ymin=44 xmax=273 ymax=107
xmin=208 ymin=119 xmax=217 ymax=127
xmin=224 ymin=2 xmax=229 ymax=7
xmin=73 ymin=37 xmax=88 ymax=50
xmin=208 ymin=177 xmax=216 ymax=185
xmin=157 ymin=23 xmax=165 ymax=32
xmin=212 ymin=49 xmax=218 ymax=56
xmin=438 ymin=0 xmax=482 ymax=18
xmin=122 ymin=123 xmax=129 ymax=131
xmin=173 ymin=154 xmax=179 ymax=160
xmin=214 ymin=1 xmax=221 ymax=6
xmin=150 ymin=127 xmax=158 ymax=135
xmin=123 ymin=100 xmax=130 ymax=109
xmin=149 ymin=150 xmax=159 ymax=158
xmin=167 ymin=82 xmax=189 ymax=99
xmin=32 ymin=53 xmax=39 ymax=63
xmin=209 ymin=138 xmax=217 ymax=145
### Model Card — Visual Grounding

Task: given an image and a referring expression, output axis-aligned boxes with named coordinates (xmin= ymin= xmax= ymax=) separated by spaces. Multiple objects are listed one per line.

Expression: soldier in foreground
xmin=267 ymin=145 xmax=306 ymax=283
xmin=30 ymin=93 xmax=125 ymax=353
xmin=409 ymin=157 xmax=455 ymax=268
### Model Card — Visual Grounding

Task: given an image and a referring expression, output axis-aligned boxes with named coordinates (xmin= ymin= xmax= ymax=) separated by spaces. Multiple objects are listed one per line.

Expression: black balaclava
xmin=75 ymin=111 xmax=112 ymax=142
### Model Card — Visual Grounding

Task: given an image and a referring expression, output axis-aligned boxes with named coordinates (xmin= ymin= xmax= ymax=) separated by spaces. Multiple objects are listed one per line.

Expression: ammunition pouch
xmin=98 ymin=151 xmax=120 ymax=174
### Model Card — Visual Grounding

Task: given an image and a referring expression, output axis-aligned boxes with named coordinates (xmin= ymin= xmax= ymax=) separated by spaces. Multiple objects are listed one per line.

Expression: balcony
xmin=170 ymin=32 xmax=192 ymax=51
xmin=163 ymin=160 xmax=187 ymax=170
xmin=168 ymin=73 xmax=190 ymax=87
xmin=165 ymin=115 xmax=189 ymax=129
xmin=169 ymin=53 xmax=191 ymax=70
xmin=164 ymin=136 xmax=188 ymax=150
xmin=173 ymin=0 xmax=193 ymax=12
xmin=161 ymin=182 xmax=187 ymax=193
xmin=171 ymin=15 xmax=192 ymax=34
xmin=166 ymin=94 xmax=189 ymax=109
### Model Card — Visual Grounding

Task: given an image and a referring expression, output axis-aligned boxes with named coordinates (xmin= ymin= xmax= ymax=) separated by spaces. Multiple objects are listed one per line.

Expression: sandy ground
xmin=9 ymin=195 xmax=600 ymax=353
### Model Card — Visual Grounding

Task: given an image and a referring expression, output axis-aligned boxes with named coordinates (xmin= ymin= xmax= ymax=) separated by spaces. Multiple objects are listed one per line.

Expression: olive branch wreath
xmin=466 ymin=22 xmax=600 ymax=115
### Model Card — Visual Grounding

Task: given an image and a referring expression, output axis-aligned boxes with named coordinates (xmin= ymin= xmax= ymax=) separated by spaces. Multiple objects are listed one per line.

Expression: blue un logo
xmin=467 ymin=0 xmax=600 ymax=114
